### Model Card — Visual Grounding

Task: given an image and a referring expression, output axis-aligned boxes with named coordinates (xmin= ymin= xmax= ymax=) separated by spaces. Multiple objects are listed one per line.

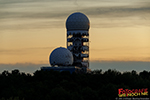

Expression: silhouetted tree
xmin=0 ymin=69 xmax=150 ymax=99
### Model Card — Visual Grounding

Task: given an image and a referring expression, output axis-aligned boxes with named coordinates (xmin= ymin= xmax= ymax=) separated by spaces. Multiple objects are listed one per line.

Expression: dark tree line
xmin=0 ymin=69 xmax=150 ymax=100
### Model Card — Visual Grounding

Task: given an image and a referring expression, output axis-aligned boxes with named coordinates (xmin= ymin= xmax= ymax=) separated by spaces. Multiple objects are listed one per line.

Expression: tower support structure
xmin=67 ymin=31 xmax=89 ymax=68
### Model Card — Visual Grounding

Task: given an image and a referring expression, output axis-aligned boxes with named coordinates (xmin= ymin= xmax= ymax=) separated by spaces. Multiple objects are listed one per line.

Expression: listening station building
xmin=41 ymin=12 xmax=90 ymax=73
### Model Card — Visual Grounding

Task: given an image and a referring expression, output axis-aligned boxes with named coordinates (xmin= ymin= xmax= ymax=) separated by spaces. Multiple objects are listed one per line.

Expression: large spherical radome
xmin=49 ymin=47 xmax=73 ymax=66
xmin=66 ymin=12 xmax=90 ymax=31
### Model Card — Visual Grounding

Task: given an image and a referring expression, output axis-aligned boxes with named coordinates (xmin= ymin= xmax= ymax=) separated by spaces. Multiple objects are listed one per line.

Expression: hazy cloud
xmin=91 ymin=56 xmax=150 ymax=62
xmin=0 ymin=0 xmax=150 ymax=19
xmin=0 ymin=0 xmax=150 ymax=29
xmin=91 ymin=46 xmax=150 ymax=52
xmin=86 ymin=6 xmax=150 ymax=18
xmin=0 ymin=46 xmax=54 ymax=55
xmin=90 ymin=61 xmax=150 ymax=72
xmin=0 ymin=61 xmax=150 ymax=73
xmin=0 ymin=63 xmax=48 ymax=74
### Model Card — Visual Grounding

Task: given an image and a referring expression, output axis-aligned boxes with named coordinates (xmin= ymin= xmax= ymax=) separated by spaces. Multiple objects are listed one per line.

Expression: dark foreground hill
xmin=0 ymin=69 xmax=150 ymax=100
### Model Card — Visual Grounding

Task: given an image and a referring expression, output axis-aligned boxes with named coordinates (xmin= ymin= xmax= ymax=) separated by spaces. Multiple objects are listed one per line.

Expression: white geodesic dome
xmin=66 ymin=12 xmax=90 ymax=31
xmin=49 ymin=47 xmax=73 ymax=66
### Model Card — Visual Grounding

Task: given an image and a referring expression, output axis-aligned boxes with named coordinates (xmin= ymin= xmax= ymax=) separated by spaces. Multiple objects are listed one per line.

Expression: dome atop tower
xmin=49 ymin=47 xmax=73 ymax=66
xmin=66 ymin=12 xmax=90 ymax=31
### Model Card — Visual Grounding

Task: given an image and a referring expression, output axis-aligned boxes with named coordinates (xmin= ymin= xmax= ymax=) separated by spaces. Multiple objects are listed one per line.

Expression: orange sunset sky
xmin=0 ymin=0 xmax=150 ymax=65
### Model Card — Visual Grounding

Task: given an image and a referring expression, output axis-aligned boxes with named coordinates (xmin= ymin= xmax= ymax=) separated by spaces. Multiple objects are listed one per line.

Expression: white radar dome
xmin=66 ymin=12 xmax=90 ymax=31
xmin=49 ymin=47 xmax=73 ymax=66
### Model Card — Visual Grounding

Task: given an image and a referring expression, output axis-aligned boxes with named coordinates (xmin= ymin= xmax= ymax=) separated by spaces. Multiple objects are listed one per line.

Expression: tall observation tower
xmin=66 ymin=12 xmax=90 ymax=68
xmin=41 ymin=12 xmax=91 ymax=73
